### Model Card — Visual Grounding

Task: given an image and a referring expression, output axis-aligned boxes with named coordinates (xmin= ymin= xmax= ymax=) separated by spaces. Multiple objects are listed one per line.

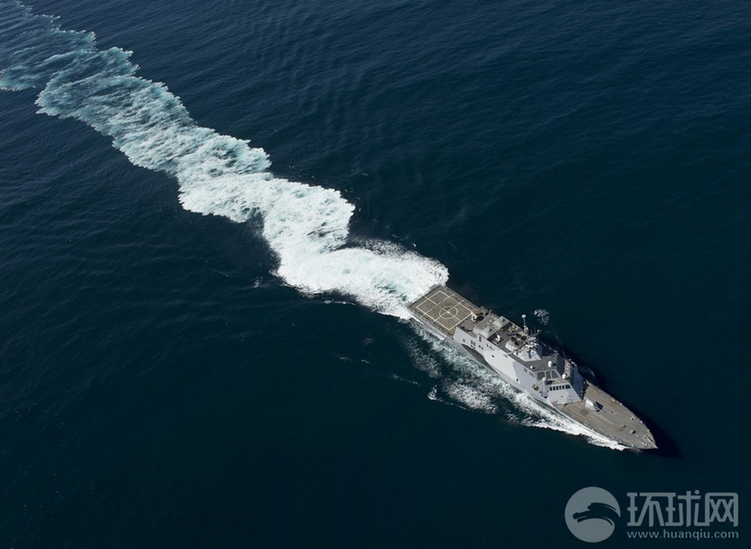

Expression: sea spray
xmin=0 ymin=0 xmax=614 ymax=447
xmin=0 ymin=0 xmax=447 ymax=318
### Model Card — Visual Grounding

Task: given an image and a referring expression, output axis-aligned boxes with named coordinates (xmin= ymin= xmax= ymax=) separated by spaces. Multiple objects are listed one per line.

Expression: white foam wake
xmin=0 ymin=1 xmax=447 ymax=318
xmin=0 ymin=1 xmax=619 ymax=448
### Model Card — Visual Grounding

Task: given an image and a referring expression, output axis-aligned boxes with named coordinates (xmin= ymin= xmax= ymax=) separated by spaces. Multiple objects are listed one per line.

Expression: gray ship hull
xmin=408 ymin=285 xmax=656 ymax=450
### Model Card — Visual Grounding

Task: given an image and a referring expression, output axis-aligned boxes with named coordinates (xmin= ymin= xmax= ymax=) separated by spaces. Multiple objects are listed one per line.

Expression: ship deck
xmin=408 ymin=286 xmax=478 ymax=336
xmin=556 ymin=383 xmax=656 ymax=449
xmin=409 ymin=285 xmax=657 ymax=450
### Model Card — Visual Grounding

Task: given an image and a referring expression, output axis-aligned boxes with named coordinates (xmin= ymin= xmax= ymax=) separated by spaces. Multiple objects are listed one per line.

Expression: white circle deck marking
xmin=439 ymin=306 xmax=459 ymax=319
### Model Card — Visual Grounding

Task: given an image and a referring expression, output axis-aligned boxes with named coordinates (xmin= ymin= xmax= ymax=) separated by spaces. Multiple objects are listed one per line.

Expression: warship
xmin=408 ymin=285 xmax=657 ymax=449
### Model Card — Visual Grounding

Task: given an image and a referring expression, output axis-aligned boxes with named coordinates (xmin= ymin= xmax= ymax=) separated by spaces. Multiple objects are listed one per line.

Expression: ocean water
xmin=1 ymin=0 xmax=749 ymax=546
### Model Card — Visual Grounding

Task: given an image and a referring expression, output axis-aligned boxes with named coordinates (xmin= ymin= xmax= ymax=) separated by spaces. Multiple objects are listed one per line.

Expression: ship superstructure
xmin=408 ymin=285 xmax=656 ymax=449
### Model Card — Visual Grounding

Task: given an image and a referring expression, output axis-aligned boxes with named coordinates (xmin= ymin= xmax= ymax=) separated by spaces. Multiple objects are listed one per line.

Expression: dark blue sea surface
xmin=1 ymin=0 xmax=750 ymax=546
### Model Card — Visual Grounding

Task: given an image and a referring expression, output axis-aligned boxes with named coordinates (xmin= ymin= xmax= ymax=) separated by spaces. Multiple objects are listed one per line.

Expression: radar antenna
xmin=526 ymin=330 xmax=539 ymax=354
xmin=522 ymin=313 xmax=541 ymax=355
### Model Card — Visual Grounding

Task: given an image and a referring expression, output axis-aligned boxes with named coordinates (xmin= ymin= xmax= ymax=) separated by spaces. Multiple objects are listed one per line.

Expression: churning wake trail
xmin=0 ymin=0 xmax=447 ymax=318
xmin=0 ymin=1 xmax=613 ymax=448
